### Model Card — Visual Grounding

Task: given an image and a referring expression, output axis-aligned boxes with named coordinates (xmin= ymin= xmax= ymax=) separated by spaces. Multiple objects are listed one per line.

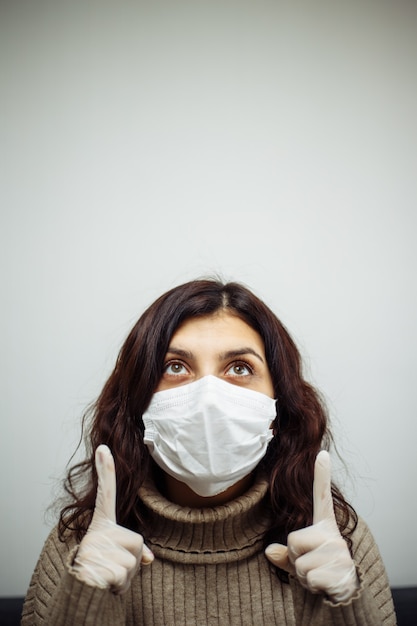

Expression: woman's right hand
xmin=71 ymin=444 xmax=154 ymax=594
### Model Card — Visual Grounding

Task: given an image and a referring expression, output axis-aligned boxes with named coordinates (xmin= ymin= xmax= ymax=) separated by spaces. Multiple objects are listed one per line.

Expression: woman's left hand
xmin=265 ymin=450 xmax=359 ymax=603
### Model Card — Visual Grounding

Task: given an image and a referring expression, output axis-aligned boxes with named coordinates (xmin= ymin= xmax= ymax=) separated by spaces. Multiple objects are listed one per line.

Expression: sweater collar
xmin=138 ymin=474 xmax=271 ymax=564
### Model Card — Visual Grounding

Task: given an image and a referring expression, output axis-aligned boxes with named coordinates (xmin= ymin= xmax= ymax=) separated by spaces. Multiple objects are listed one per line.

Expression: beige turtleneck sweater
xmin=22 ymin=475 xmax=396 ymax=625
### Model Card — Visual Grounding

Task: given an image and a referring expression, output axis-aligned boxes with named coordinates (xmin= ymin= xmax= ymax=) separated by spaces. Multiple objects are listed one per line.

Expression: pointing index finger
xmin=312 ymin=450 xmax=335 ymax=525
xmin=94 ymin=444 xmax=117 ymax=523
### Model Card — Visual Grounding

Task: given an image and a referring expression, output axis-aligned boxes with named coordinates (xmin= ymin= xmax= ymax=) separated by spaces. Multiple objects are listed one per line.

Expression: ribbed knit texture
xmin=21 ymin=475 xmax=397 ymax=625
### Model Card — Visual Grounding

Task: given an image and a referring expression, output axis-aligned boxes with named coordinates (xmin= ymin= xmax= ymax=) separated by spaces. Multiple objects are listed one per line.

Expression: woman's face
xmin=156 ymin=311 xmax=275 ymax=398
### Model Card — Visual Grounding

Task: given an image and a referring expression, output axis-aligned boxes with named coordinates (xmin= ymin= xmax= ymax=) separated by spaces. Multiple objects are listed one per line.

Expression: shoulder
xmin=22 ymin=526 xmax=79 ymax=624
xmin=46 ymin=524 xmax=78 ymax=551
xmin=349 ymin=515 xmax=391 ymax=588
xmin=31 ymin=525 xmax=79 ymax=582
xmin=350 ymin=516 xmax=379 ymax=555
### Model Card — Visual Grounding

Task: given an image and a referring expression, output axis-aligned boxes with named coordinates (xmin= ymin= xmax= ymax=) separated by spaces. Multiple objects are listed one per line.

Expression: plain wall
xmin=1 ymin=0 xmax=416 ymax=595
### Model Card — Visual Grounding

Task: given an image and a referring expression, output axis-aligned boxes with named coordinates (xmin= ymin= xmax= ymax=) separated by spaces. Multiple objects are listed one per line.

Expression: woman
xmin=22 ymin=279 xmax=396 ymax=625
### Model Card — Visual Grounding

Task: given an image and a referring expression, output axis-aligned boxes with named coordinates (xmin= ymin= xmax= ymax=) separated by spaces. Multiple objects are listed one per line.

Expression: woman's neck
xmin=161 ymin=472 xmax=255 ymax=507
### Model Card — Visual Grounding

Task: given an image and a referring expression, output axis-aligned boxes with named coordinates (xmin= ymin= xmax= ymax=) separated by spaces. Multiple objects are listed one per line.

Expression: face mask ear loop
xmin=274 ymin=400 xmax=288 ymax=435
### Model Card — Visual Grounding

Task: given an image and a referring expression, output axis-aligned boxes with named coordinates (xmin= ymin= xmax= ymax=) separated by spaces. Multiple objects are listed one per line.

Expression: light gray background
xmin=1 ymin=0 xmax=416 ymax=595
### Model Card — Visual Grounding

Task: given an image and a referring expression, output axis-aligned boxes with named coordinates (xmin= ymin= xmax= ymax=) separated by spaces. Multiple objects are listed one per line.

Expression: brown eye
xmin=226 ymin=362 xmax=253 ymax=377
xmin=164 ymin=362 xmax=188 ymax=375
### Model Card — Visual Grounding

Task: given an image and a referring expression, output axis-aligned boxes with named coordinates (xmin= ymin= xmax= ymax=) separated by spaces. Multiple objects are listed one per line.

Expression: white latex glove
xmin=265 ymin=450 xmax=359 ymax=603
xmin=72 ymin=444 xmax=154 ymax=594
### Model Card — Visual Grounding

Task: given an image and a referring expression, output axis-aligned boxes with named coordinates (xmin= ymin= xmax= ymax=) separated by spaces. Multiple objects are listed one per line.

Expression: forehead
xmin=169 ymin=312 xmax=265 ymax=351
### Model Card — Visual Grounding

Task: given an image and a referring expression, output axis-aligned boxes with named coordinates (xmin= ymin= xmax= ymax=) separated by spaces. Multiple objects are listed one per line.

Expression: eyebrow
xmin=220 ymin=348 xmax=265 ymax=364
xmin=166 ymin=346 xmax=265 ymax=364
xmin=165 ymin=347 xmax=194 ymax=360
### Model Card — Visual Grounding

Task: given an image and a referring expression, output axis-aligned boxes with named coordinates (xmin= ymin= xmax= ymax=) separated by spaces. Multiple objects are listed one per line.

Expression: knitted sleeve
xmin=289 ymin=516 xmax=397 ymax=626
xmin=21 ymin=528 xmax=127 ymax=626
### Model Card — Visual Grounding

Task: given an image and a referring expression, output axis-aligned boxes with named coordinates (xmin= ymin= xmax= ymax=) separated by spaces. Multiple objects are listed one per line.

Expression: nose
xmin=193 ymin=359 xmax=220 ymax=380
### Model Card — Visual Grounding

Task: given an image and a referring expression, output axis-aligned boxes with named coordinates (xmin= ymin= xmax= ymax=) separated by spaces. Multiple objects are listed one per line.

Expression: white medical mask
xmin=142 ymin=375 xmax=276 ymax=497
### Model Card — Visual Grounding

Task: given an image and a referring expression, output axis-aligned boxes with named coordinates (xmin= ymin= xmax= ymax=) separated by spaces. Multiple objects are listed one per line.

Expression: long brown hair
xmin=59 ymin=279 xmax=356 ymax=547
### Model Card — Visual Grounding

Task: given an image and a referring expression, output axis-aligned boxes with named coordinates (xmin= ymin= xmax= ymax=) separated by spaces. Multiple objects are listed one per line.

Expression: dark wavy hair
xmin=59 ymin=278 xmax=357 ymax=553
